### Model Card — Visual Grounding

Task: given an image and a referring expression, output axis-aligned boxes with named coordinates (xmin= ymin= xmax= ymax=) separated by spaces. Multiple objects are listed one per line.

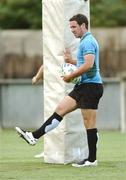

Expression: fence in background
xmin=0 ymin=79 xmax=43 ymax=129
xmin=0 ymin=78 xmax=125 ymax=132
xmin=97 ymin=77 xmax=126 ymax=132
xmin=0 ymin=30 xmax=42 ymax=79
xmin=0 ymin=29 xmax=126 ymax=78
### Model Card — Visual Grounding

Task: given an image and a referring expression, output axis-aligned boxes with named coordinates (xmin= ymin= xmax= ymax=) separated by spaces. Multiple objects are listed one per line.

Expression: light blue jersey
xmin=77 ymin=32 xmax=102 ymax=84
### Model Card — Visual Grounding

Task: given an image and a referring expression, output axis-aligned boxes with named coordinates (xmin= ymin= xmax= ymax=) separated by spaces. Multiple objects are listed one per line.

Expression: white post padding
xmin=43 ymin=0 xmax=90 ymax=164
xmin=120 ymin=79 xmax=126 ymax=133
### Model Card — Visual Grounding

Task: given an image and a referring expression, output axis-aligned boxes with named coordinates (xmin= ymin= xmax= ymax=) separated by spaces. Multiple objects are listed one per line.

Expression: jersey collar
xmin=80 ymin=31 xmax=91 ymax=41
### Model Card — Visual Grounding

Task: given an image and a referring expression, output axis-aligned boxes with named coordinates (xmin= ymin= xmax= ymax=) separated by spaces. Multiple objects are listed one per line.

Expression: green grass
xmin=0 ymin=129 xmax=126 ymax=180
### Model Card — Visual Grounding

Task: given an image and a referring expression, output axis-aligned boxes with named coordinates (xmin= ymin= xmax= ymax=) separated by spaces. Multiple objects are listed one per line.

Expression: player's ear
xmin=81 ymin=23 xmax=85 ymax=29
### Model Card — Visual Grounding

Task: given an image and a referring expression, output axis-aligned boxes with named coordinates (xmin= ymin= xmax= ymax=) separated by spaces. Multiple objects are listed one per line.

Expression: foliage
xmin=0 ymin=0 xmax=126 ymax=29
xmin=0 ymin=0 xmax=42 ymax=29
xmin=90 ymin=0 xmax=126 ymax=27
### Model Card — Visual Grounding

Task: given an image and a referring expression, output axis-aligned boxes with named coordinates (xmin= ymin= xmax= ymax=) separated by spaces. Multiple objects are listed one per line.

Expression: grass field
xmin=0 ymin=129 xmax=126 ymax=180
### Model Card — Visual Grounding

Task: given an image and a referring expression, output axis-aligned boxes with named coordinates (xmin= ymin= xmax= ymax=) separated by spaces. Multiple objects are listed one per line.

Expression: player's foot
xmin=72 ymin=159 xmax=97 ymax=167
xmin=15 ymin=127 xmax=37 ymax=145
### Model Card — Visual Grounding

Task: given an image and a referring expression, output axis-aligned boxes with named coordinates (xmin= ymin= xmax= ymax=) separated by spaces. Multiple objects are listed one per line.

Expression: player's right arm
xmin=63 ymin=48 xmax=76 ymax=65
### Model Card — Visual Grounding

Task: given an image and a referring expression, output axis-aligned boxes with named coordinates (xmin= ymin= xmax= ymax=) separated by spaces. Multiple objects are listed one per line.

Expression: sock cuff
xmin=53 ymin=112 xmax=63 ymax=121
xmin=86 ymin=128 xmax=98 ymax=134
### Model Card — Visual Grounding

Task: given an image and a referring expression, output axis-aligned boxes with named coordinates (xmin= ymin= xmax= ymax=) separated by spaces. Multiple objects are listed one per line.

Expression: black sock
xmin=32 ymin=112 xmax=63 ymax=139
xmin=86 ymin=128 xmax=98 ymax=162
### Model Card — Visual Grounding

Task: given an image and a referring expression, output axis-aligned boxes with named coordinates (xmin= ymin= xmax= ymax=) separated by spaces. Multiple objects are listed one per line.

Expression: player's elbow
xmin=89 ymin=63 xmax=94 ymax=69
xmin=87 ymin=63 xmax=93 ymax=70
xmin=88 ymin=60 xmax=95 ymax=69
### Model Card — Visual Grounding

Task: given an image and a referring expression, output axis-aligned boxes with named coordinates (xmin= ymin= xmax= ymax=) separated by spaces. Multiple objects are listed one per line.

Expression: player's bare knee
xmin=84 ymin=117 xmax=96 ymax=129
xmin=84 ymin=118 xmax=89 ymax=128
xmin=55 ymin=105 xmax=66 ymax=117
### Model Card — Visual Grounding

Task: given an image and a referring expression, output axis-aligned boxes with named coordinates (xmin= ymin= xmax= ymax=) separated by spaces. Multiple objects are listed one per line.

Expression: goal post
xmin=43 ymin=0 xmax=90 ymax=164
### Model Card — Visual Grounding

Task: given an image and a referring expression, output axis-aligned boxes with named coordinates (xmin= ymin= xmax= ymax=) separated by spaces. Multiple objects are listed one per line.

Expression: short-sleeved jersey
xmin=77 ymin=32 xmax=102 ymax=84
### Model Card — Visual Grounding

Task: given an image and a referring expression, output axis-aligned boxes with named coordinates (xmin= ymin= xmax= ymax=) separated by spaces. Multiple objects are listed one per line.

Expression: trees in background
xmin=0 ymin=0 xmax=42 ymax=29
xmin=0 ymin=0 xmax=126 ymax=29
xmin=90 ymin=0 xmax=126 ymax=27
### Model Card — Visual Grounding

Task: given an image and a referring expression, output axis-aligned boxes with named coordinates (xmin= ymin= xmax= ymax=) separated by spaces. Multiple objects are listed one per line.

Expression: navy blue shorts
xmin=68 ymin=83 xmax=103 ymax=109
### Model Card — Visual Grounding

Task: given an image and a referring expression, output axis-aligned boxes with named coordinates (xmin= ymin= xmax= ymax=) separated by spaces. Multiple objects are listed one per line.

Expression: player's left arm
xmin=63 ymin=48 xmax=77 ymax=65
xmin=63 ymin=54 xmax=95 ymax=82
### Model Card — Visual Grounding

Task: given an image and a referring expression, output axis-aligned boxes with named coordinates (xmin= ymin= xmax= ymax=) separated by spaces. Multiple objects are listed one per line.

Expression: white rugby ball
xmin=60 ymin=63 xmax=81 ymax=84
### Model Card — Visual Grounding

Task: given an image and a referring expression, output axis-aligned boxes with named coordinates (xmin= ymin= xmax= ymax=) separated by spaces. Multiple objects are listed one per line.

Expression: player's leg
xmin=72 ymin=109 xmax=98 ymax=167
xmin=16 ymin=95 xmax=77 ymax=145
xmin=72 ymin=83 xmax=103 ymax=167
xmin=32 ymin=95 xmax=77 ymax=138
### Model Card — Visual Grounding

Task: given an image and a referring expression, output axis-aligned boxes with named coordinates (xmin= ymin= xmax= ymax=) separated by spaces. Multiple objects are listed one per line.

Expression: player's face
xmin=70 ymin=21 xmax=83 ymax=38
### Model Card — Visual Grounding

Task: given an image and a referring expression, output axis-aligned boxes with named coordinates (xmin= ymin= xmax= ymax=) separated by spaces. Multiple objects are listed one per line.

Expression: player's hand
xmin=32 ymin=76 xmax=38 ymax=85
xmin=63 ymin=48 xmax=72 ymax=63
xmin=62 ymin=75 xmax=72 ymax=83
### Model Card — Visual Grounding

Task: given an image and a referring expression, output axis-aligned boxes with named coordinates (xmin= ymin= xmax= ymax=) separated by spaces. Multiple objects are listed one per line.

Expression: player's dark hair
xmin=69 ymin=14 xmax=88 ymax=29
